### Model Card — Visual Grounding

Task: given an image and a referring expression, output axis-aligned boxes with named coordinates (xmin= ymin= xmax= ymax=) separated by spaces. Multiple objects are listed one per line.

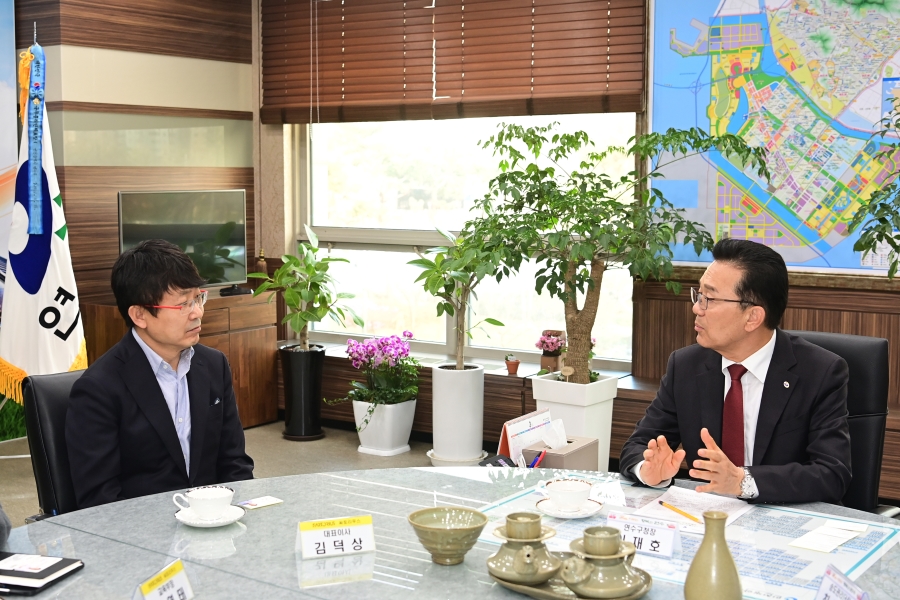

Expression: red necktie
xmin=723 ymin=364 xmax=748 ymax=466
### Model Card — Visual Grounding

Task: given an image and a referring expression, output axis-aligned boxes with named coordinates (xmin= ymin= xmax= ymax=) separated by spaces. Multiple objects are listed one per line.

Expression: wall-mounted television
xmin=119 ymin=190 xmax=247 ymax=286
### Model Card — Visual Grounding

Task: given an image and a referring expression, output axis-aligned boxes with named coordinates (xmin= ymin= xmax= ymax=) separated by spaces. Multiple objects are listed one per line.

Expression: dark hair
xmin=111 ymin=239 xmax=206 ymax=328
xmin=711 ymin=238 xmax=788 ymax=330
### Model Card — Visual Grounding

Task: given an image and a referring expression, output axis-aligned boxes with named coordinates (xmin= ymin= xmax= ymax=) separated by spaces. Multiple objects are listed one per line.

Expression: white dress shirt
xmin=633 ymin=329 xmax=777 ymax=495
xmin=132 ymin=328 xmax=194 ymax=476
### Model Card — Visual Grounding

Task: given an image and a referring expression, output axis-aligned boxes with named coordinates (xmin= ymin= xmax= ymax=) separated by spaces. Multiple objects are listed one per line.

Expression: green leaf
xmin=483 ymin=318 xmax=504 ymax=326
xmin=304 ymin=224 xmax=319 ymax=249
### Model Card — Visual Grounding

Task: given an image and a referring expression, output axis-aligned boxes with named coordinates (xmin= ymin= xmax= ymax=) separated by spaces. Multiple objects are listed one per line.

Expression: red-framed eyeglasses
xmin=146 ymin=290 xmax=208 ymax=315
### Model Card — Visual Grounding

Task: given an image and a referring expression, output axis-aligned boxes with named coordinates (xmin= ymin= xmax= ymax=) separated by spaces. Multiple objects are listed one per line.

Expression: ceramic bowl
xmin=408 ymin=507 xmax=488 ymax=565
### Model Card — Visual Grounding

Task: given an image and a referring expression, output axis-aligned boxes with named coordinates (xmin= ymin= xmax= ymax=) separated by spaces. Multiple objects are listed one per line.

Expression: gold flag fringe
xmin=69 ymin=339 xmax=87 ymax=371
xmin=0 ymin=340 xmax=87 ymax=406
xmin=17 ymin=48 xmax=35 ymax=125
xmin=0 ymin=356 xmax=27 ymax=405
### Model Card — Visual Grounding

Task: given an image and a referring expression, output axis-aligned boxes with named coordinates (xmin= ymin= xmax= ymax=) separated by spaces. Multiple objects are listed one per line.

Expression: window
xmin=309 ymin=249 xmax=445 ymax=343
xmin=305 ymin=112 xmax=636 ymax=366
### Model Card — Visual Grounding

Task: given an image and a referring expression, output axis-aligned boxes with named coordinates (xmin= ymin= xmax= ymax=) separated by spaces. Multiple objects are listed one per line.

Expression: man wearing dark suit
xmin=66 ymin=240 xmax=253 ymax=509
xmin=620 ymin=239 xmax=851 ymax=504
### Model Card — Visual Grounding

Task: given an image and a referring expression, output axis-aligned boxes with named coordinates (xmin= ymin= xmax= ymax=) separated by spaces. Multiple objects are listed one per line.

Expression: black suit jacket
xmin=66 ymin=331 xmax=254 ymax=509
xmin=620 ymin=329 xmax=851 ymax=504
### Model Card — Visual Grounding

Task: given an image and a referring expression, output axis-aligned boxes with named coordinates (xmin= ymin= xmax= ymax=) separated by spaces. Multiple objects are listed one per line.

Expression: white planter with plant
xmin=410 ymin=229 xmax=506 ymax=466
xmin=327 ymin=332 xmax=420 ymax=456
xmin=474 ymin=123 xmax=769 ymax=468
xmin=531 ymin=371 xmax=618 ymax=469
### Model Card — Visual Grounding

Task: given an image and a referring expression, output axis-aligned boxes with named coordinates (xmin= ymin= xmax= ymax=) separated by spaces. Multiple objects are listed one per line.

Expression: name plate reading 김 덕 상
xmin=133 ymin=559 xmax=194 ymax=600
xmin=606 ymin=511 xmax=678 ymax=558
xmin=299 ymin=515 xmax=376 ymax=559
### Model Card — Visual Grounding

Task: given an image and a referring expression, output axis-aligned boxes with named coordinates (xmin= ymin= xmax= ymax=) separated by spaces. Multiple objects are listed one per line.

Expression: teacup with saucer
xmin=173 ymin=485 xmax=245 ymax=528
xmin=536 ymin=478 xmax=603 ymax=518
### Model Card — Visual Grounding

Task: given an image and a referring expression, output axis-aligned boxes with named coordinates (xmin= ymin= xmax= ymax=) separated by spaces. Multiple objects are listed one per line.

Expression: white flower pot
xmin=352 ymin=399 xmax=417 ymax=456
xmin=531 ymin=372 xmax=619 ymax=471
xmin=430 ymin=363 xmax=486 ymax=465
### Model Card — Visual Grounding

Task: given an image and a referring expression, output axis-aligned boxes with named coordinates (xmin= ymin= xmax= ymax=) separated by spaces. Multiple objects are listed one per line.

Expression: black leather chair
xmin=23 ymin=370 xmax=84 ymax=517
xmin=786 ymin=331 xmax=898 ymax=517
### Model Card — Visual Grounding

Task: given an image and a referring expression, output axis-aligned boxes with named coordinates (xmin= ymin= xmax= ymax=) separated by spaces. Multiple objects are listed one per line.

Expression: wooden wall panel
xmin=230 ymin=326 xmax=277 ymax=428
xmin=17 ymin=0 xmax=252 ymax=64
xmin=58 ymin=166 xmax=255 ymax=304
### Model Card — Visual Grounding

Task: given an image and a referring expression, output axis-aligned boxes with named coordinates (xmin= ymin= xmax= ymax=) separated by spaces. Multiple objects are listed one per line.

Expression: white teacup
xmin=540 ymin=478 xmax=593 ymax=512
xmin=173 ymin=485 xmax=234 ymax=521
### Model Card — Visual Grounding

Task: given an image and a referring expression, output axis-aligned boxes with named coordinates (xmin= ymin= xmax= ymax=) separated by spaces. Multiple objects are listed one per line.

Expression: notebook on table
xmin=0 ymin=552 xmax=83 ymax=595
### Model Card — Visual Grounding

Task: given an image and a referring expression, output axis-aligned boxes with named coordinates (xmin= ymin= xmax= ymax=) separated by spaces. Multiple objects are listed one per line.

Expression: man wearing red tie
xmin=619 ymin=239 xmax=851 ymax=504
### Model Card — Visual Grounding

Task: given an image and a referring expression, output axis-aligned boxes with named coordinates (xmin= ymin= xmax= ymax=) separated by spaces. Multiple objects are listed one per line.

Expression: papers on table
xmin=790 ymin=520 xmax=868 ymax=553
xmin=590 ymin=480 xmax=627 ymax=507
xmin=631 ymin=485 xmax=753 ymax=534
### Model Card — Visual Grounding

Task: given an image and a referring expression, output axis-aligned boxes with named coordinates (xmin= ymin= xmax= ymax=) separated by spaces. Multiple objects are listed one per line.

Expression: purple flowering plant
xmin=328 ymin=331 xmax=420 ymax=431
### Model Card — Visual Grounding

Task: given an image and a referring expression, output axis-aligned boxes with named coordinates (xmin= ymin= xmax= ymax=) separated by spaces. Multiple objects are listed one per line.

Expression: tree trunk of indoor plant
xmin=454 ymin=287 xmax=469 ymax=370
xmin=280 ymin=343 xmax=325 ymax=440
xmin=564 ymin=259 xmax=605 ymax=384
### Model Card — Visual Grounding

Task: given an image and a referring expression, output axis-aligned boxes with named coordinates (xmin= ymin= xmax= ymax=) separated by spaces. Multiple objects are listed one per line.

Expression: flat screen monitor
xmin=118 ymin=190 xmax=247 ymax=286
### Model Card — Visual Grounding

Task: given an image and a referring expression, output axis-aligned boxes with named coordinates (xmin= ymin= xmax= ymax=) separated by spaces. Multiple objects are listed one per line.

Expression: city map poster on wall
xmin=651 ymin=0 xmax=900 ymax=273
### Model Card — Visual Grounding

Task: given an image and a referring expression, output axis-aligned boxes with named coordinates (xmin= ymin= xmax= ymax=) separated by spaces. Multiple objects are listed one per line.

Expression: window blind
xmin=261 ymin=0 xmax=645 ymax=124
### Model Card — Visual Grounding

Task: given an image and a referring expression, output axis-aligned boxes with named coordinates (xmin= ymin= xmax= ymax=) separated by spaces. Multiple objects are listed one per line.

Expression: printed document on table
xmin=632 ymin=485 xmax=752 ymax=534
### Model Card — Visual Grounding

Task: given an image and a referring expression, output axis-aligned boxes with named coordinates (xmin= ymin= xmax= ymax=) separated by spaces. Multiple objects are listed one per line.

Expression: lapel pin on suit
xmin=784 ymin=381 xmax=790 ymax=388
xmin=213 ymin=397 xmax=221 ymax=405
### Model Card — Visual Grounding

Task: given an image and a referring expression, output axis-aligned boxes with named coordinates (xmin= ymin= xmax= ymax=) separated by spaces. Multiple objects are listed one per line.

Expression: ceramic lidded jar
xmin=684 ymin=511 xmax=742 ymax=600
xmin=561 ymin=526 xmax=646 ymax=599
xmin=486 ymin=512 xmax=561 ymax=585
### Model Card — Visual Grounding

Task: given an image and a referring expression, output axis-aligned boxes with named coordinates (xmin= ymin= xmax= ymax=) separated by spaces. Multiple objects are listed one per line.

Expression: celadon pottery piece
xmin=487 ymin=513 xmax=561 ymax=585
xmin=490 ymin=553 xmax=653 ymax=600
xmin=407 ymin=507 xmax=488 ymax=565
xmin=561 ymin=527 xmax=646 ymax=599
xmin=683 ymin=511 xmax=742 ymax=600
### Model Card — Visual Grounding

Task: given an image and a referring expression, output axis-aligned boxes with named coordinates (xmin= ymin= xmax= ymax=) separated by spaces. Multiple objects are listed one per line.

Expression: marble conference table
xmin=4 ymin=467 xmax=900 ymax=599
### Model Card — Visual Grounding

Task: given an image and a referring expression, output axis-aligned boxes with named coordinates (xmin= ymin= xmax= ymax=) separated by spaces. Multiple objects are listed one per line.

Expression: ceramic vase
xmin=352 ymin=399 xmax=417 ymax=456
xmin=683 ymin=511 xmax=742 ymax=600
xmin=530 ymin=372 xmax=618 ymax=471
xmin=280 ymin=344 xmax=325 ymax=440
xmin=429 ymin=363 xmax=485 ymax=465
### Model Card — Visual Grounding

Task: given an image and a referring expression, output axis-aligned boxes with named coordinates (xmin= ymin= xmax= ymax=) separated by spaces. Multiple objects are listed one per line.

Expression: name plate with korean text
xmin=133 ymin=559 xmax=194 ymax=600
xmin=814 ymin=564 xmax=870 ymax=600
xmin=606 ymin=511 xmax=678 ymax=558
xmin=298 ymin=515 xmax=376 ymax=559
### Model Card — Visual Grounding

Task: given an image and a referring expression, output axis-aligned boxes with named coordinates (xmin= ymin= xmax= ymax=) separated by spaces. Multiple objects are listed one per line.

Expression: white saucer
xmin=535 ymin=498 xmax=603 ymax=519
xmin=175 ymin=505 xmax=245 ymax=528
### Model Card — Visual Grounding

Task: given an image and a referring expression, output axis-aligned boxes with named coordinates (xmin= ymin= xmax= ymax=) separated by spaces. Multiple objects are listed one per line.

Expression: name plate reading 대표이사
xmin=298 ymin=515 xmax=376 ymax=559
xmin=133 ymin=559 xmax=194 ymax=600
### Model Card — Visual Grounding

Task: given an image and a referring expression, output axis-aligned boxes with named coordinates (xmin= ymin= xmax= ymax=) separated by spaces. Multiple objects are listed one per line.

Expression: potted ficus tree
xmin=849 ymin=97 xmax=900 ymax=274
xmin=325 ymin=331 xmax=421 ymax=456
xmin=408 ymin=228 xmax=507 ymax=465
xmin=250 ymin=225 xmax=363 ymax=441
xmin=472 ymin=123 xmax=769 ymax=468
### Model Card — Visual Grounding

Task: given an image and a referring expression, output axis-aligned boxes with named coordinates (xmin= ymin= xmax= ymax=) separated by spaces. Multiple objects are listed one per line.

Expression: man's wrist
xmin=634 ymin=461 xmax=671 ymax=488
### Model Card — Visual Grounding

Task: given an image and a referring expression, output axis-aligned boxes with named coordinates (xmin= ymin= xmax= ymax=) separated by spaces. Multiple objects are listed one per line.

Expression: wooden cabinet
xmin=82 ymin=293 xmax=278 ymax=428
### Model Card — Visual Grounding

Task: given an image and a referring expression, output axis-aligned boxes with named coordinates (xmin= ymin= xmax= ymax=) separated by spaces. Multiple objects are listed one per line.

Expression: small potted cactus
xmin=504 ymin=353 xmax=521 ymax=376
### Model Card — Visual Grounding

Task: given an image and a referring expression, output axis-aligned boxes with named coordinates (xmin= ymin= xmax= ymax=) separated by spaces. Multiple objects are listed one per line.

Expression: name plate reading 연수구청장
xmin=133 ymin=559 xmax=194 ymax=600
xmin=814 ymin=564 xmax=870 ymax=600
xmin=298 ymin=515 xmax=376 ymax=559
xmin=606 ymin=511 xmax=678 ymax=558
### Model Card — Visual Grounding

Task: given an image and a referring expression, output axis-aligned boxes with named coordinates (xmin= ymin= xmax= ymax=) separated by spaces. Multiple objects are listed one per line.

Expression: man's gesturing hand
xmin=639 ymin=435 xmax=686 ymax=486
xmin=691 ymin=428 xmax=744 ymax=495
